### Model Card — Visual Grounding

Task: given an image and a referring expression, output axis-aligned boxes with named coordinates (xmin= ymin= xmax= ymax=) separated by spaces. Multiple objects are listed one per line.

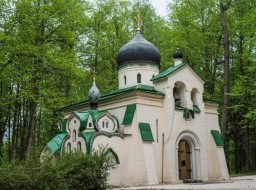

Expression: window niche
xmin=191 ymin=88 xmax=201 ymax=113
xmin=67 ymin=142 xmax=71 ymax=153
xmin=137 ymin=73 xmax=141 ymax=84
xmin=124 ymin=75 xmax=127 ymax=85
xmin=191 ymin=88 xmax=199 ymax=106
xmin=72 ymin=129 xmax=76 ymax=142
xmin=173 ymin=82 xmax=186 ymax=107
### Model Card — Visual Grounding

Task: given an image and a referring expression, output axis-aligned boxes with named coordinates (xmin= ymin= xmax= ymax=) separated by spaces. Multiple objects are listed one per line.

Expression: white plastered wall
xmin=118 ymin=62 xmax=159 ymax=89
xmin=153 ymin=65 xmax=208 ymax=183
xmin=62 ymin=115 xmax=86 ymax=153
xmin=92 ymin=135 xmax=124 ymax=186
xmin=205 ymin=103 xmax=229 ymax=180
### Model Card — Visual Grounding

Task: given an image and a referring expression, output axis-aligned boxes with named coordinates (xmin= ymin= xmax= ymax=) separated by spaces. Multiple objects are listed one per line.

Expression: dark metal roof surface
xmin=117 ymin=32 xmax=161 ymax=66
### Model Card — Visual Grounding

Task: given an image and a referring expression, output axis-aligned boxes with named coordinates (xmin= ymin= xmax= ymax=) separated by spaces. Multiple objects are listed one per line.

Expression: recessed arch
xmin=175 ymin=131 xmax=201 ymax=181
xmin=173 ymin=81 xmax=186 ymax=107
xmin=124 ymin=75 xmax=127 ymax=85
xmin=137 ymin=73 xmax=141 ymax=84
xmin=72 ymin=129 xmax=76 ymax=142
xmin=106 ymin=148 xmax=120 ymax=164
xmin=191 ymin=88 xmax=199 ymax=106
xmin=67 ymin=142 xmax=71 ymax=153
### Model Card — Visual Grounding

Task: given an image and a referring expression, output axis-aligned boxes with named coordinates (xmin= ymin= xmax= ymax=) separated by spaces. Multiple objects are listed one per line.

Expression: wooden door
xmin=178 ymin=140 xmax=192 ymax=180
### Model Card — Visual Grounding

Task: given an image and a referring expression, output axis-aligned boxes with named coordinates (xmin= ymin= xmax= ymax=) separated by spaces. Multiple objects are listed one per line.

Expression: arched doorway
xmin=178 ymin=140 xmax=191 ymax=180
xmin=175 ymin=131 xmax=201 ymax=181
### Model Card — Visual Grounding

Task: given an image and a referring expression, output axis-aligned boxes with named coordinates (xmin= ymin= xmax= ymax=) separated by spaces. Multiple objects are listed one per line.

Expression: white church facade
xmin=41 ymin=30 xmax=229 ymax=186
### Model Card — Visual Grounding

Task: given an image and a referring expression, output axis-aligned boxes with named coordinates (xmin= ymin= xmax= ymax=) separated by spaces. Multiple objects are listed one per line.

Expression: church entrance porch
xmin=178 ymin=140 xmax=191 ymax=180
xmin=175 ymin=131 xmax=201 ymax=182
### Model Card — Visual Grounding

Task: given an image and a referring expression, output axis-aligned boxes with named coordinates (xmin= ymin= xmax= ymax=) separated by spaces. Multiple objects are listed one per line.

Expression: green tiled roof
xmin=72 ymin=110 xmax=105 ymax=131
xmin=101 ymin=84 xmax=164 ymax=100
xmin=123 ymin=104 xmax=136 ymax=125
xmin=193 ymin=105 xmax=201 ymax=113
xmin=74 ymin=111 xmax=90 ymax=131
xmin=211 ymin=130 xmax=224 ymax=147
xmin=139 ymin=123 xmax=154 ymax=142
xmin=152 ymin=63 xmax=187 ymax=81
xmin=47 ymin=133 xmax=67 ymax=154
xmin=82 ymin=131 xmax=97 ymax=153
xmin=60 ymin=85 xmax=164 ymax=111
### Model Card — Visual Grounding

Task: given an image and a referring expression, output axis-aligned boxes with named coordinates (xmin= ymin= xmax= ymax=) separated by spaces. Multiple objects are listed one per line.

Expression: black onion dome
xmin=117 ymin=32 xmax=161 ymax=66
xmin=173 ymin=49 xmax=183 ymax=59
xmin=88 ymin=80 xmax=100 ymax=109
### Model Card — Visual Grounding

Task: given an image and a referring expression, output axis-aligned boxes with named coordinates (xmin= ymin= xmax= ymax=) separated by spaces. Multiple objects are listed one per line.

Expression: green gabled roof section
xmin=47 ymin=133 xmax=68 ymax=154
xmin=71 ymin=110 xmax=106 ymax=131
xmin=123 ymin=104 xmax=136 ymax=125
xmin=82 ymin=131 xmax=97 ymax=153
xmin=193 ymin=105 xmax=201 ymax=113
xmin=151 ymin=63 xmax=187 ymax=81
xmin=139 ymin=123 xmax=154 ymax=142
xmin=101 ymin=84 xmax=165 ymax=100
xmin=60 ymin=85 xmax=164 ymax=111
xmin=74 ymin=111 xmax=90 ymax=131
xmin=211 ymin=130 xmax=224 ymax=147
xmin=90 ymin=110 xmax=105 ymax=125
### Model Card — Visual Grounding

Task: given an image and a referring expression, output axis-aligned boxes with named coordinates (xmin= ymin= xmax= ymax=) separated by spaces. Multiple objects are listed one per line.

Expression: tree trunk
xmin=26 ymin=100 xmax=37 ymax=158
xmin=219 ymin=0 xmax=231 ymax=140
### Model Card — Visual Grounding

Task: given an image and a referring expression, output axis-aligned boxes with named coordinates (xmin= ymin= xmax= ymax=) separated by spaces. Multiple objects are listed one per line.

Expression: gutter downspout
xmin=162 ymin=133 xmax=165 ymax=183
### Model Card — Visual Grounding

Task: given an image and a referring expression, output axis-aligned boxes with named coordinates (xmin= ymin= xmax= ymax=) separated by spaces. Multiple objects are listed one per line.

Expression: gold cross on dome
xmin=135 ymin=11 xmax=141 ymax=31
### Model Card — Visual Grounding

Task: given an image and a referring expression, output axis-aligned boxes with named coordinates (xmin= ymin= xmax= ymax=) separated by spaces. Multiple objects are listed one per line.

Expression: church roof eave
xmin=151 ymin=63 xmax=187 ymax=81
xmin=151 ymin=63 xmax=205 ymax=83
xmin=59 ymin=85 xmax=165 ymax=112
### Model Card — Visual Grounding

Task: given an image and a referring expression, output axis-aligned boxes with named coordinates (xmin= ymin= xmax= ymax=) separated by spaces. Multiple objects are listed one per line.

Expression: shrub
xmin=0 ymin=150 xmax=114 ymax=190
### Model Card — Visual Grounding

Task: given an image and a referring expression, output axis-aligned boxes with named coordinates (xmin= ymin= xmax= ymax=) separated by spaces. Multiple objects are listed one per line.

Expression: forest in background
xmin=0 ymin=0 xmax=255 ymax=173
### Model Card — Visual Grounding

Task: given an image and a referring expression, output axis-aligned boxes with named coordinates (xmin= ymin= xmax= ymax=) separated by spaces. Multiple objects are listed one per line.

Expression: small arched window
xmin=137 ymin=73 xmax=141 ymax=84
xmin=67 ymin=142 xmax=71 ymax=153
xmin=72 ymin=129 xmax=76 ymax=142
xmin=124 ymin=75 xmax=126 ymax=85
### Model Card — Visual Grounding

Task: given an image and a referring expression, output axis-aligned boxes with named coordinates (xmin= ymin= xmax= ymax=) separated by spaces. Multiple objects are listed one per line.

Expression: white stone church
xmin=41 ymin=29 xmax=229 ymax=186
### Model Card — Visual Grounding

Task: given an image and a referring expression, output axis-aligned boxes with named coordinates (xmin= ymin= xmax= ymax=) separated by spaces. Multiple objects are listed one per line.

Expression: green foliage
xmin=0 ymin=151 xmax=113 ymax=190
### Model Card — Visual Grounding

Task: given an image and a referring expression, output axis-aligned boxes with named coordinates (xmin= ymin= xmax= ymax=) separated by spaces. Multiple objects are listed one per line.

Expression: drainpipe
xmin=162 ymin=133 xmax=165 ymax=183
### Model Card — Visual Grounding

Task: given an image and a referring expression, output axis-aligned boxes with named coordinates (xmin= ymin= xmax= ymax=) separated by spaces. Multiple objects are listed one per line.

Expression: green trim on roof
xmin=74 ymin=112 xmax=90 ymax=131
xmin=193 ymin=105 xmax=201 ymax=113
xmin=101 ymin=84 xmax=165 ymax=100
xmin=152 ymin=63 xmax=187 ymax=81
xmin=211 ymin=130 xmax=224 ymax=147
xmin=61 ymin=119 xmax=68 ymax=132
xmin=106 ymin=148 xmax=120 ymax=164
xmin=139 ymin=123 xmax=154 ymax=142
xmin=60 ymin=85 xmax=164 ymax=111
xmin=90 ymin=110 xmax=104 ymax=126
xmin=83 ymin=131 xmax=124 ymax=153
xmin=47 ymin=133 xmax=67 ymax=154
xmin=183 ymin=109 xmax=195 ymax=119
xmin=123 ymin=104 xmax=136 ymax=125
xmin=175 ymin=105 xmax=186 ymax=110
xmin=82 ymin=131 xmax=97 ymax=153
xmin=203 ymin=98 xmax=220 ymax=104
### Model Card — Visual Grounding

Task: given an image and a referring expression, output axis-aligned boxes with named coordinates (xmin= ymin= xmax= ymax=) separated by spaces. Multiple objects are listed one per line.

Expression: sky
xmin=150 ymin=0 xmax=171 ymax=18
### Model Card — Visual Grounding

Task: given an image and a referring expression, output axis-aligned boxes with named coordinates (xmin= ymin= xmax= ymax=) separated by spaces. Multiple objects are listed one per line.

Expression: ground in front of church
xmin=114 ymin=175 xmax=256 ymax=190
